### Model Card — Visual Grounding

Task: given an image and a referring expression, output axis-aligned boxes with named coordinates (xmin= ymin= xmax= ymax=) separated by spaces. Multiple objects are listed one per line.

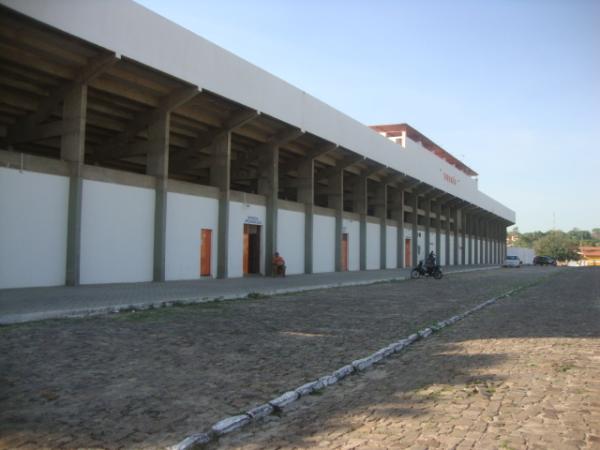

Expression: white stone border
xmin=169 ymin=284 xmax=523 ymax=450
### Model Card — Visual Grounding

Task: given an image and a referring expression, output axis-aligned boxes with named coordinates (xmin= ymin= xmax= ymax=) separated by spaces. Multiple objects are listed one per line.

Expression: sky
xmin=135 ymin=0 xmax=600 ymax=233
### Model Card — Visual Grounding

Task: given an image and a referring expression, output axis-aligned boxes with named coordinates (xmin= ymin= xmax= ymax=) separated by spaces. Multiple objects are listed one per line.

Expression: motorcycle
xmin=411 ymin=261 xmax=443 ymax=280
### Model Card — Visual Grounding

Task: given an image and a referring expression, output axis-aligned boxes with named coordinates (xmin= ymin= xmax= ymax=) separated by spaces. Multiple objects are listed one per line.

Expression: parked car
xmin=503 ymin=255 xmax=521 ymax=268
xmin=533 ymin=256 xmax=556 ymax=266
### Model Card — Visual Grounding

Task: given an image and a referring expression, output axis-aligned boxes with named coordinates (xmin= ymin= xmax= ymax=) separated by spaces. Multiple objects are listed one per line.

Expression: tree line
xmin=508 ymin=228 xmax=600 ymax=262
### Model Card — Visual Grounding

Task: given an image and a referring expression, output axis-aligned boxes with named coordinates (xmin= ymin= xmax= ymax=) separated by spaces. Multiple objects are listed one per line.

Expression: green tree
xmin=534 ymin=231 xmax=579 ymax=261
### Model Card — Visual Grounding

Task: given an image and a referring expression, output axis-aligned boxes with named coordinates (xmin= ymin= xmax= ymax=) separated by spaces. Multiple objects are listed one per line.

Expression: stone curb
xmin=170 ymin=282 xmax=524 ymax=450
xmin=0 ymin=267 xmax=499 ymax=325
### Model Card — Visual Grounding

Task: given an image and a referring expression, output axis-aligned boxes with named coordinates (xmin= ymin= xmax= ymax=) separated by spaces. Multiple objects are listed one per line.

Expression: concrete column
xmin=258 ymin=143 xmax=279 ymax=276
xmin=453 ymin=208 xmax=459 ymax=265
xmin=445 ymin=206 xmax=451 ymax=265
xmin=435 ymin=201 xmax=442 ymax=261
xmin=297 ymin=158 xmax=314 ymax=274
xmin=412 ymin=193 xmax=419 ymax=267
xmin=375 ymin=183 xmax=387 ymax=270
xmin=392 ymin=189 xmax=405 ymax=268
xmin=353 ymin=177 xmax=368 ymax=271
xmin=424 ymin=198 xmax=431 ymax=257
xmin=62 ymin=83 xmax=87 ymax=286
xmin=460 ymin=212 xmax=473 ymax=266
xmin=146 ymin=112 xmax=170 ymax=282
xmin=210 ymin=132 xmax=231 ymax=279
xmin=468 ymin=214 xmax=474 ymax=265
xmin=328 ymin=169 xmax=344 ymax=272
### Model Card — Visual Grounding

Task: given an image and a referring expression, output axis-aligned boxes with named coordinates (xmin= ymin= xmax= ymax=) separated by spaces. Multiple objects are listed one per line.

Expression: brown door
xmin=243 ymin=224 xmax=261 ymax=274
xmin=243 ymin=224 xmax=250 ymax=274
xmin=405 ymin=238 xmax=411 ymax=267
xmin=200 ymin=229 xmax=212 ymax=276
xmin=341 ymin=233 xmax=349 ymax=271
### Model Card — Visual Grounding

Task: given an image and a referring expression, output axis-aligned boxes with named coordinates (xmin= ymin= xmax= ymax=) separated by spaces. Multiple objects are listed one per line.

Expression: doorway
xmin=200 ymin=228 xmax=212 ymax=277
xmin=405 ymin=238 xmax=411 ymax=267
xmin=243 ymin=224 xmax=261 ymax=275
xmin=341 ymin=233 xmax=349 ymax=271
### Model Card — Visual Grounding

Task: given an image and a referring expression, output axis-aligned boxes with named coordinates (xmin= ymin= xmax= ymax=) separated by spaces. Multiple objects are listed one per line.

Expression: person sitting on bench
xmin=272 ymin=252 xmax=286 ymax=277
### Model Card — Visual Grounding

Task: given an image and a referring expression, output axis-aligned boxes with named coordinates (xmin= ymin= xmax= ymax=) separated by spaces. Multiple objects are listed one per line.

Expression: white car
xmin=503 ymin=255 xmax=521 ymax=268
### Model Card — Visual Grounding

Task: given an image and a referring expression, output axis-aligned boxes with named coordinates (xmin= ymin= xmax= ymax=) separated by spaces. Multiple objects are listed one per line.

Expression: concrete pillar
xmin=146 ymin=112 xmax=170 ymax=282
xmin=412 ymin=193 xmax=419 ymax=267
xmin=453 ymin=208 xmax=459 ymax=265
xmin=353 ymin=177 xmax=368 ymax=271
xmin=297 ymin=158 xmax=314 ymax=274
xmin=62 ymin=83 xmax=87 ymax=286
xmin=445 ymin=206 xmax=451 ymax=265
xmin=392 ymin=188 xmax=405 ymax=268
xmin=424 ymin=198 xmax=431 ymax=257
xmin=328 ymin=169 xmax=344 ymax=272
xmin=435 ymin=201 xmax=442 ymax=261
xmin=468 ymin=214 xmax=474 ymax=265
xmin=456 ymin=211 xmax=466 ymax=266
xmin=258 ymin=143 xmax=279 ymax=276
xmin=210 ymin=132 xmax=231 ymax=279
xmin=375 ymin=183 xmax=387 ymax=269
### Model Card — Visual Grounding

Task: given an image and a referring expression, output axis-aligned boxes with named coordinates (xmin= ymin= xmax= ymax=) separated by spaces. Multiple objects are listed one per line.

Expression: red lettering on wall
xmin=443 ymin=173 xmax=457 ymax=185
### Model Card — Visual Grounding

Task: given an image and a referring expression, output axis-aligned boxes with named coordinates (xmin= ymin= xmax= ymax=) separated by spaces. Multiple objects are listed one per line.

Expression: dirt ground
xmin=0 ymin=267 xmax=587 ymax=449
xmin=218 ymin=267 xmax=600 ymax=450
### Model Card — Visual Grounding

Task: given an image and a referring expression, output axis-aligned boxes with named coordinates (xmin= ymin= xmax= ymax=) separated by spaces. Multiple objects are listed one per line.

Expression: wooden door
xmin=341 ymin=233 xmax=349 ymax=271
xmin=405 ymin=238 xmax=411 ymax=267
xmin=243 ymin=224 xmax=250 ymax=274
xmin=200 ymin=229 xmax=212 ymax=276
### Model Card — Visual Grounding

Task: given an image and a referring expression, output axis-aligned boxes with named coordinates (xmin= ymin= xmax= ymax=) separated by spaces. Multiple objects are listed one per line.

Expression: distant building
xmin=579 ymin=247 xmax=600 ymax=266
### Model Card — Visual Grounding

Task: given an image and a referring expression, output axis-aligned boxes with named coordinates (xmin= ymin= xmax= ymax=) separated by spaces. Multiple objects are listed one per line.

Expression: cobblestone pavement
xmin=0 ymin=267 xmax=567 ymax=449
xmin=218 ymin=267 xmax=600 ymax=450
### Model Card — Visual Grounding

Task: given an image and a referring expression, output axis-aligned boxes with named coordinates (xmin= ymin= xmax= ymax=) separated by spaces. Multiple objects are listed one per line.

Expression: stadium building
xmin=0 ymin=1 xmax=515 ymax=289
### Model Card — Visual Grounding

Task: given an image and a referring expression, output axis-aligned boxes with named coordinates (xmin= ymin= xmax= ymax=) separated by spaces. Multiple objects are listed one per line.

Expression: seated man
xmin=272 ymin=252 xmax=286 ymax=277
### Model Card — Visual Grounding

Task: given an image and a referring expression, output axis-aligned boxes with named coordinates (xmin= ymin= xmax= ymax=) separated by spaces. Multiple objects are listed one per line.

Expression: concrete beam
xmin=317 ymin=153 xmax=365 ymax=181
xmin=171 ymin=109 xmax=260 ymax=172
xmin=95 ymin=85 xmax=199 ymax=160
xmin=7 ymin=52 xmax=118 ymax=145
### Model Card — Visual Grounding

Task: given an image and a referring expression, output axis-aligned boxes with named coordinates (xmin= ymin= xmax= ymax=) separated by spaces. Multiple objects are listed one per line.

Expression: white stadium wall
xmin=0 ymin=167 xmax=69 ymax=289
xmin=313 ymin=214 xmax=335 ymax=273
xmin=386 ymin=225 xmax=397 ymax=268
xmin=165 ymin=192 xmax=219 ymax=280
xmin=342 ymin=218 xmax=360 ymax=271
xmin=277 ymin=208 xmax=305 ymax=275
xmin=80 ymin=179 xmax=155 ymax=284
xmin=228 ymin=201 xmax=266 ymax=277
xmin=366 ymin=222 xmax=380 ymax=270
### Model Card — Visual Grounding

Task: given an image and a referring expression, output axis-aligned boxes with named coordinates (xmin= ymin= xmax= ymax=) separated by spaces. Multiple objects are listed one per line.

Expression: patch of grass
xmin=555 ymin=363 xmax=575 ymax=373
xmin=500 ymin=441 xmax=516 ymax=450
xmin=247 ymin=292 xmax=270 ymax=299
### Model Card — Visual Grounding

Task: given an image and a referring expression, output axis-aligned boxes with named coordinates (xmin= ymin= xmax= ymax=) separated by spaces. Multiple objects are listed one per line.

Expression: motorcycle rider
xmin=425 ymin=251 xmax=436 ymax=275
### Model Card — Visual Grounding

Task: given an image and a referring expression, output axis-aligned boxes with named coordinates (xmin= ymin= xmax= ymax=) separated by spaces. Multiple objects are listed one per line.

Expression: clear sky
xmin=136 ymin=0 xmax=599 ymax=232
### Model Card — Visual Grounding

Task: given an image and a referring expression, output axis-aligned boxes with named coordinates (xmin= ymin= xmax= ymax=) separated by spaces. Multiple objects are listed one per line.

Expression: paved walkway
xmin=0 ymin=265 xmax=496 ymax=324
xmin=1 ymin=267 xmax=553 ymax=449
xmin=219 ymin=267 xmax=600 ymax=450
